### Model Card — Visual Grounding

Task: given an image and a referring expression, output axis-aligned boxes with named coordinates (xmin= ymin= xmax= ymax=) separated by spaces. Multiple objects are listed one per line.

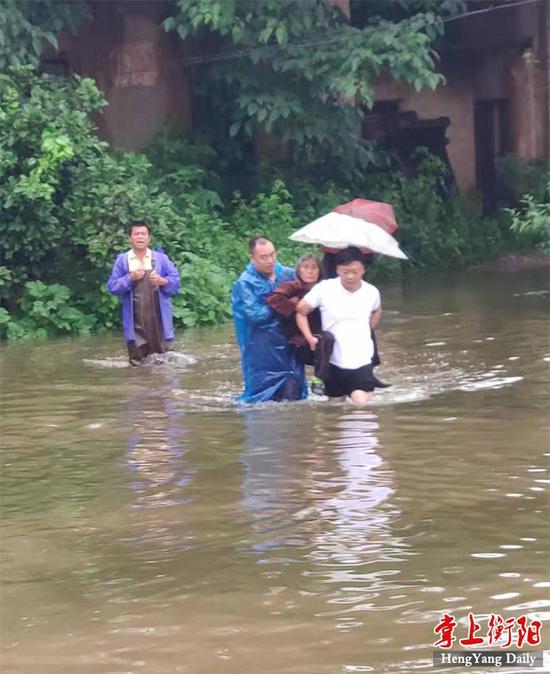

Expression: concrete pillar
xmin=329 ymin=0 xmax=350 ymax=18
xmin=63 ymin=0 xmax=192 ymax=151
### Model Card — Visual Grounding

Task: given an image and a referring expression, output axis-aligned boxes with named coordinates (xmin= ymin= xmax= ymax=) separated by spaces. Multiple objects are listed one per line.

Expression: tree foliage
xmin=0 ymin=66 xmax=186 ymax=337
xmin=0 ymin=66 xmax=300 ymax=339
xmin=0 ymin=0 xmax=90 ymax=70
xmin=0 ymin=65 xmax=517 ymax=341
xmin=0 ymin=0 xmax=529 ymax=341
xmin=164 ymin=0 xmax=464 ymax=172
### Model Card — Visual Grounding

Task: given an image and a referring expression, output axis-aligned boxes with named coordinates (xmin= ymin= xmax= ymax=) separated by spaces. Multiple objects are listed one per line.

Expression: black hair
xmin=334 ymin=246 xmax=365 ymax=267
xmin=128 ymin=221 xmax=150 ymax=236
xmin=322 ymin=250 xmax=374 ymax=279
xmin=248 ymin=235 xmax=273 ymax=254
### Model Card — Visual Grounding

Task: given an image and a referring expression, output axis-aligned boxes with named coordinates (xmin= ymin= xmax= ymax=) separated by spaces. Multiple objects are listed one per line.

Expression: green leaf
xmin=258 ymin=26 xmax=274 ymax=44
xmin=163 ymin=16 xmax=177 ymax=31
xmin=229 ymin=121 xmax=241 ymax=137
xmin=275 ymin=25 xmax=287 ymax=45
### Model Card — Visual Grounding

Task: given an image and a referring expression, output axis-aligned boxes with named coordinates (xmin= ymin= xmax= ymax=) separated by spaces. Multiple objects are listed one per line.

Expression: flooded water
xmin=1 ymin=268 xmax=549 ymax=673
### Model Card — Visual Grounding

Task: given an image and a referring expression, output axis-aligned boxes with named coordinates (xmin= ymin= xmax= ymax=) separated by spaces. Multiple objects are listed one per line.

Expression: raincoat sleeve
xmin=232 ymin=279 xmax=273 ymax=326
xmin=158 ymin=254 xmax=180 ymax=297
xmin=266 ymin=280 xmax=300 ymax=317
xmin=107 ymin=254 xmax=132 ymax=296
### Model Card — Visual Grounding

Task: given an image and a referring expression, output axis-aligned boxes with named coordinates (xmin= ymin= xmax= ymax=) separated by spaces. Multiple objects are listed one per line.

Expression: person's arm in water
xmin=296 ymin=300 xmax=318 ymax=351
xmin=370 ymin=306 xmax=382 ymax=328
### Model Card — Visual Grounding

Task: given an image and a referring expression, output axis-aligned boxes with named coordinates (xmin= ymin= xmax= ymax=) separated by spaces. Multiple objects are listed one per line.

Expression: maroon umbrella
xmin=322 ymin=199 xmax=399 ymax=254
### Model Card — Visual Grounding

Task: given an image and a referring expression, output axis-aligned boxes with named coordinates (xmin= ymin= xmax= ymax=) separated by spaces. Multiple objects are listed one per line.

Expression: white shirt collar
xmin=128 ymin=247 xmax=151 ymax=260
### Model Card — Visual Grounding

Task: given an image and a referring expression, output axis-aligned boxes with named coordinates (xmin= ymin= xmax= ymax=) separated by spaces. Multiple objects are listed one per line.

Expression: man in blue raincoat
xmin=232 ymin=236 xmax=307 ymax=403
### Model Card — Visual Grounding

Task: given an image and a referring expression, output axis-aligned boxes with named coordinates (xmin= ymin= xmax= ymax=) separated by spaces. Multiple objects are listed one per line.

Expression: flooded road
xmin=1 ymin=268 xmax=549 ymax=673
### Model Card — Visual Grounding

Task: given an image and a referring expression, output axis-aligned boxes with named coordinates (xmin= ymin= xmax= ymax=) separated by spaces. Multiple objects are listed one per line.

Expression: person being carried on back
xmin=266 ymin=255 xmax=334 ymax=390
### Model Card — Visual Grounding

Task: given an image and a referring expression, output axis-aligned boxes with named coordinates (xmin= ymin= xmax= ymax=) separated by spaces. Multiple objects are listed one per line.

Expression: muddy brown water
xmin=1 ymin=268 xmax=549 ymax=673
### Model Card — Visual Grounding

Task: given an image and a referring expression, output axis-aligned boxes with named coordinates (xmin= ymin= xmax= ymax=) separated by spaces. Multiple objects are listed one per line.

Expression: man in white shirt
xmin=296 ymin=247 xmax=382 ymax=404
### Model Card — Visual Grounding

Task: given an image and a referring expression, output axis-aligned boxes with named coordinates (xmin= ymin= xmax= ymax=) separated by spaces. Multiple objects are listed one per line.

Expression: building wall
xmin=329 ymin=0 xmax=350 ymax=17
xmin=57 ymin=0 xmax=547 ymax=190
xmin=373 ymin=0 xmax=549 ymax=191
xmin=61 ymin=0 xmax=192 ymax=151
xmin=467 ymin=0 xmax=549 ymax=162
xmin=374 ymin=59 xmax=477 ymax=191
xmin=509 ymin=52 xmax=546 ymax=160
xmin=507 ymin=1 xmax=550 ymax=161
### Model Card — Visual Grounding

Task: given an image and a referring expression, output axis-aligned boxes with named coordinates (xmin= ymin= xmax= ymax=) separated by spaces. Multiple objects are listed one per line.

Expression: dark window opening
xmin=40 ymin=55 xmax=70 ymax=77
xmin=371 ymin=100 xmax=400 ymax=116
xmin=350 ymin=1 xmax=411 ymax=28
xmin=474 ymin=99 xmax=511 ymax=213
xmin=362 ymin=103 xmax=453 ymax=190
xmin=398 ymin=120 xmax=452 ymax=176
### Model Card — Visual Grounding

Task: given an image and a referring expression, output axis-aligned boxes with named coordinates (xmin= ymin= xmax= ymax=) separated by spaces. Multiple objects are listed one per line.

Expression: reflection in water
xmin=241 ymin=408 xmax=306 ymax=552
xmin=1 ymin=268 xmax=548 ymax=674
xmin=241 ymin=407 xmax=403 ymax=569
xmin=240 ymin=407 xmax=417 ymax=656
xmin=123 ymin=371 xmax=194 ymax=508
xmin=307 ymin=411 xmax=397 ymax=566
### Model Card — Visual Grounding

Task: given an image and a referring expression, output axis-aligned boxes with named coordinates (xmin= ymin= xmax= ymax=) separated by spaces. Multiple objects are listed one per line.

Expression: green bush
xmin=248 ymin=152 xmax=518 ymax=274
xmin=174 ymin=252 xmax=233 ymax=327
xmin=229 ymin=180 xmax=305 ymax=266
xmin=0 ymin=281 xmax=94 ymax=339
xmin=0 ymin=0 xmax=90 ymax=71
xmin=509 ymin=188 xmax=550 ymax=253
xmin=0 ymin=67 xmax=237 ymax=337
xmin=349 ymin=154 xmax=513 ymax=269
xmin=497 ymin=156 xmax=550 ymax=252
xmin=496 ymin=154 xmax=550 ymax=204
xmin=0 ymin=68 xmax=529 ymax=341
